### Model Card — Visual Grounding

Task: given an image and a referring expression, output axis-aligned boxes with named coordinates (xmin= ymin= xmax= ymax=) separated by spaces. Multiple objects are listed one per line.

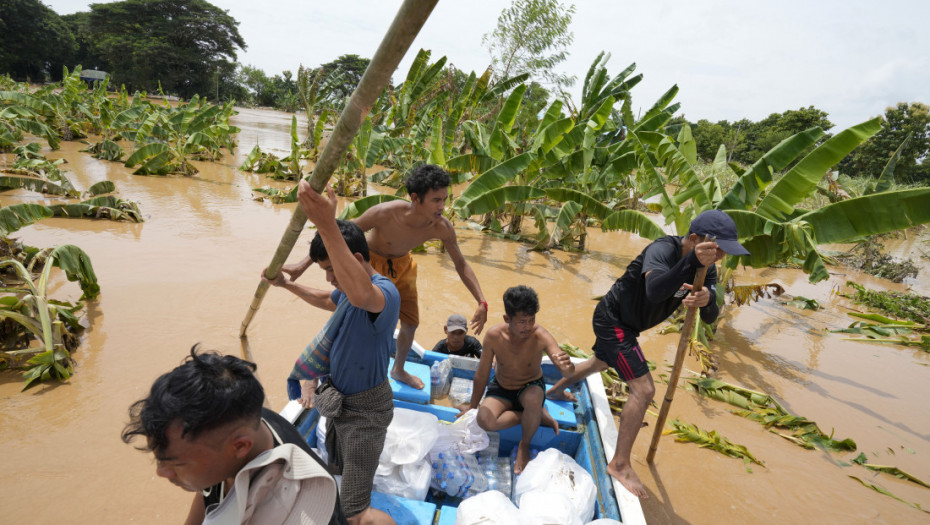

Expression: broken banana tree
xmin=685 ymin=376 xmax=856 ymax=452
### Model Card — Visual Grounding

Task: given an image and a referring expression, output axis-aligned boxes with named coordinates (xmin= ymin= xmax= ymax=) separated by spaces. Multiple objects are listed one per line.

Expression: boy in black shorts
xmin=546 ymin=210 xmax=749 ymax=498
xmin=465 ymin=286 xmax=575 ymax=474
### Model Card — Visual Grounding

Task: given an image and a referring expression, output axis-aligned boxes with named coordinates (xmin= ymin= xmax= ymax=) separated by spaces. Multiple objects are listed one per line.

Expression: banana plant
xmin=31 ymin=66 xmax=95 ymax=142
xmin=0 ymin=246 xmax=93 ymax=388
xmin=297 ymin=65 xmax=344 ymax=156
xmin=124 ymin=97 xmax=239 ymax=175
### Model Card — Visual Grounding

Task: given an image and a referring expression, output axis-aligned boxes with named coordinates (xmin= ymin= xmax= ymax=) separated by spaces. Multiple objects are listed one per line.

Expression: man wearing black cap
xmin=546 ymin=209 xmax=749 ymax=499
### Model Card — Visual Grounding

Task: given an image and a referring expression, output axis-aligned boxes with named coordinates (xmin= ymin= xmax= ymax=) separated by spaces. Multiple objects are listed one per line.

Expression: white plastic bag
xmin=373 ymin=457 xmax=432 ymax=501
xmin=430 ymin=409 xmax=489 ymax=457
xmin=518 ymin=490 xmax=583 ymax=525
xmin=380 ymin=408 xmax=440 ymax=465
xmin=513 ymin=448 xmax=597 ymax=524
xmin=455 ymin=490 xmax=528 ymax=525
xmin=586 ymin=520 xmax=622 ymax=525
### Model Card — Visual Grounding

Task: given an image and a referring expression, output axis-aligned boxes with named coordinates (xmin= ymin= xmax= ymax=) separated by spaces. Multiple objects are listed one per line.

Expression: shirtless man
xmin=466 ymin=285 xmax=575 ymax=474
xmin=283 ymin=165 xmax=488 ymax=389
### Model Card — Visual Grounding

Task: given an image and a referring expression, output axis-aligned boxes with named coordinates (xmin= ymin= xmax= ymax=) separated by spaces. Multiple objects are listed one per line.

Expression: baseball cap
xmin=688 ymin=210 xmax=750 ymax=256
xmin=202 ymin=443 xmax=336 ymax=525
xmin=446 ymin=314 xmax=468 ymax=332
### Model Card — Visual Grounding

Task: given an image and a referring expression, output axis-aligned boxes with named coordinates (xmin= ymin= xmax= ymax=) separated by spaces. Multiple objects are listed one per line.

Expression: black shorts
xmin=592 ymin=301 xmax=650 ymax=381
xmin=485 ymin=376 xmax=545 ymax=411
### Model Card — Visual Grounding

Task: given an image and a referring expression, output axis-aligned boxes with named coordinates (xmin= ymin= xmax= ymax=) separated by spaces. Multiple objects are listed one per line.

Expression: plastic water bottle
xmin=443 ymin=468 xmax=468 ymax=496
xmin=430 ymin=362 xmax=442 ymax=400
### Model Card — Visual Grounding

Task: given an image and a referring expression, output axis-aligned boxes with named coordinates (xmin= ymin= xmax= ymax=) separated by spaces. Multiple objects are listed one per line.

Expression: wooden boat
xmin=280 ymin=340 xmax=646 ymax=524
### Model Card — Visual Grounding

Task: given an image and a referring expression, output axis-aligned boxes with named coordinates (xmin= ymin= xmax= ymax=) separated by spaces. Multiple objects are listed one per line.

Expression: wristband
xmin=479 ymin=301 xmax=488 ymax=311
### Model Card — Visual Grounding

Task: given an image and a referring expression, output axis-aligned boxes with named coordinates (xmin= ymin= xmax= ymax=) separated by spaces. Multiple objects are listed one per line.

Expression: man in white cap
xmin=122 ymin=346 xmax=346 ymax=525
xmin=432 ymin=313 xmax=482 ymax=358
xmin=545 ymin=209 xmax=750 ymax=499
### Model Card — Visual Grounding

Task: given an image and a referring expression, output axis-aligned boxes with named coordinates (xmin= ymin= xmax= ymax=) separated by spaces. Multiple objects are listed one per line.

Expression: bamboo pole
xmin=646 ymin=235 xmax=712 ymax=463
xmin=239 ymin=0 xmax=439 ymax=337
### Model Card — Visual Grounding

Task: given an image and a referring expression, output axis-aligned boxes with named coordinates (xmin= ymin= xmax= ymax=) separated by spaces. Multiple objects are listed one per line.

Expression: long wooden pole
xmin=239 ymin=0 xmax=439 ymax=337
xmin=646 ymin=235 xmax=712 ymax=463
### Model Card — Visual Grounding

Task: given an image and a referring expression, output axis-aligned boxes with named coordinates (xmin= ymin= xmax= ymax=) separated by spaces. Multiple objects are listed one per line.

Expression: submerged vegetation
xmin=685 ymin=377 xmax=856 ymax=452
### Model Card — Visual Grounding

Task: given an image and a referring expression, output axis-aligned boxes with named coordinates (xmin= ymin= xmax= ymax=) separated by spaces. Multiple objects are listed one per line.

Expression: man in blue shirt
xmin=264 ymin=180 xmax=400 ymax=525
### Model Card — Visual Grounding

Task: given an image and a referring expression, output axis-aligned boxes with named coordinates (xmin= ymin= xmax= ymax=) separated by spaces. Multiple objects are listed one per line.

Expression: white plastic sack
xmin=315 ymin=415 xmax=328 ymax=464
xmin=380 ymin=408 xmax=440 ymax=465
xmin=373 ymin=457 xmax=432 ymax=501
xmin=518 ymin=491 xmax=583 ymax=525
xmin=513 ymin=448 xmax=597 ymax=524
xmin=585 ymin=520 xmax=622 ymax=525
xmin=430 ymin=409 xmax=489 ymax=457
xmin=455 ymin=490 xmax=528 ymax=525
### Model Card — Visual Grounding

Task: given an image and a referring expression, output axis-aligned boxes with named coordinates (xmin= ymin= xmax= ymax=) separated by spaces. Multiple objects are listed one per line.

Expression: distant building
xmin=79 ymin=69 xmax=108 ymax=87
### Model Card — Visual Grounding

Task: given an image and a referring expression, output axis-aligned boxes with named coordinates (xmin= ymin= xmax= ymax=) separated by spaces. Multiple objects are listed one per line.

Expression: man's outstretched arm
xmin=442 ymin=227 xmax=488 ymax=334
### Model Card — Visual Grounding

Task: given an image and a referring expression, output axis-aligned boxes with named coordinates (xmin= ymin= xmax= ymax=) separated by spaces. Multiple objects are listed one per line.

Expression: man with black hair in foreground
xmin=122 ymin=346 xmax=346 ymax=525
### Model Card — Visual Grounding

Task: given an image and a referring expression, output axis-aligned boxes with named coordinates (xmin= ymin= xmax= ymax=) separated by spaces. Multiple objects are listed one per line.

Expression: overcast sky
xmin=44 ymin=0 xmax=929 ymax=131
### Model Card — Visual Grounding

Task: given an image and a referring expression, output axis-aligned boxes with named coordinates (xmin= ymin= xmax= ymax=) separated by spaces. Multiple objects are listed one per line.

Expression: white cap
xmin=202 ymin=443 xmax=337 ymax=525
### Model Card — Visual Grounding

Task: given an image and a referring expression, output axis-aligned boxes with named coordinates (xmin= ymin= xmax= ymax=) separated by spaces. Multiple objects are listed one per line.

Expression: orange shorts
xmin=369 ymin=252 xmax=418 ymax=326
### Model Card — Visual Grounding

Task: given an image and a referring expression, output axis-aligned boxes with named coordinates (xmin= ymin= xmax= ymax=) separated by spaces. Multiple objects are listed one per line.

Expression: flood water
xmin=1 ymin=107 xmax=928 ymax=524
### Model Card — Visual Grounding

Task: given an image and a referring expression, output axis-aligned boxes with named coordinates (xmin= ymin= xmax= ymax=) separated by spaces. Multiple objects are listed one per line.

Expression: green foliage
xmin=840 ymin=102 xmax=930 ymax=183
xmin=318 ymin=54 xmax=372 ymax=100
xmin=842 ymin=282 xmax=930 ymax=325
xmin=666 ymin=419 xmax=765 ymax=469
xmin=483 ymin=0 xmax=576 ymax=91
xmin=87 ymin=0 xmax=246 ymax=98
xmin=0 ymin=0 xmax=78 ymax=82
xmin=0 ymin=248 xmax=98 ymax=388
xmin=686 ymin=377 xmax=857 ymax=452
xmin=833 ymin=236 xmax=919 ymax=283
xmin=848 ymin=476 xmax=930 ymax=514
xmin=688 ymin=106 xmax=833 ymax=165
xmin=124 ymin=96 xmax=239 ymax=175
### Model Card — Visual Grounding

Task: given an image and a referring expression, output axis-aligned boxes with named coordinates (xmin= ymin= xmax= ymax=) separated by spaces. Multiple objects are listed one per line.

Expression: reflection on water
xmin=0 ymin=107 xmax=928 ymax=524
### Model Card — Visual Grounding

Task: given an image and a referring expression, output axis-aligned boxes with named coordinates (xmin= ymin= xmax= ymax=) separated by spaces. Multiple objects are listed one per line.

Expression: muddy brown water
xmin=1 ymin=107 xmax=928 ymax=524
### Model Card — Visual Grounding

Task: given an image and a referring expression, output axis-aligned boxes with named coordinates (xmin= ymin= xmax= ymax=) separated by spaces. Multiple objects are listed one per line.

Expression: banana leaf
xmin=0 ymin=203 xmax=54 ymax=236
xmin=446 ymin=154 xmax=498 ymax=177
xmin=757 ymin=118 xmax=881 ymax=221
xmin=851 ymin=453 xmax=930 ymax=489
xmin=800 ymin=188 xmax=930 ymax=244
xmin=849 ymin=476 xmax=930 ymax=514
xmin=866 ymin=133 xmax=911 ymax=195
xmin=84 ymin=180 xmax=115 ymax=197
xmin=546 ymin=200 xmax=583 ymax=248
xmin=48 ymin=244 xmax=99 ymax=300
xmin=666 ymin=419 xmax=765 ymax=467
xmin=544 ymin=188 xmax=614 ymax=220
xmin=0 ymin=175 xmax=79 ymax=197
xmin=428 ymin=115 xmax=444 ymax=166
xmin=47 ymin=196 xmax=143 ymax=223
xmin=454 ymin=153 xmax=534 ymax=218
xmin=718 ymin=127 xmax=824 ymax=211
xmin=456 ymin=185 xmax=545 ymax=218
xmin=600 ymin=209 xmax=664 ymax=240
xmin=338 ymin=194 xmax=407 ymax=220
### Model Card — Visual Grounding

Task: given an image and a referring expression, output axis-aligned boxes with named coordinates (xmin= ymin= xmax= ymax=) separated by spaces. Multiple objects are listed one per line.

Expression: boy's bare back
xmin=483 ymin=322 xmax=554 ymax=390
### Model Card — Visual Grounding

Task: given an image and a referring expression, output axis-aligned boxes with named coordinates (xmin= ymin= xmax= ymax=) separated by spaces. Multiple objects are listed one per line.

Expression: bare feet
xmin=514 ymin=442 xmax=531 ymax=475
xmin=607 ymin=462 xmax=648 ymax=499
xmin=545 ymin=387 xmax=577 ymax=402
xmin=541 ymin=407 xmax=560 ymax=436
xmin=391 ymin=367 xmax=424 ymax=390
